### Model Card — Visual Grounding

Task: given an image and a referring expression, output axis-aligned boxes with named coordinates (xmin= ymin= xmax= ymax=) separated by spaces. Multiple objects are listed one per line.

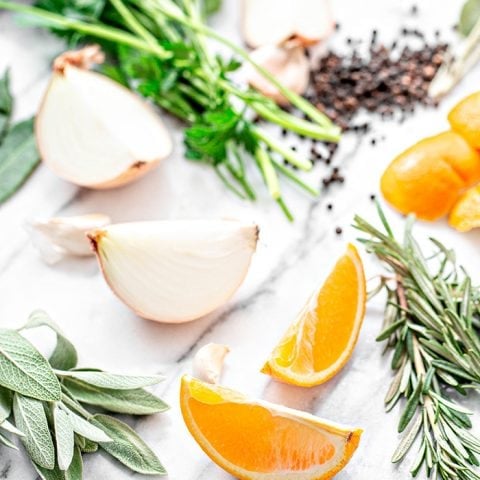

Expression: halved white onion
xmin=88 ymin=220 xmax=259 ymax=323
xmin=243 ymin=0 xmax=334 ymax=48
xmin=36 ymin=46 xmax=172 ymax=189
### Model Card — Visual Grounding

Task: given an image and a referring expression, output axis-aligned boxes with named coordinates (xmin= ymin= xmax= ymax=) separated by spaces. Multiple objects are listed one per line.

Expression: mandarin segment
xmin=180 ymin=376 xmax=362 ymax=480
xmin=448 ymin=92 xmax=480 ymax=150
xmin=261 ymin=244 xmax=366 ymax=387
xmin=380 ymin=131 xmax=480 ymax=220
xmin=449 ymin=184 xmax=480 ymax=232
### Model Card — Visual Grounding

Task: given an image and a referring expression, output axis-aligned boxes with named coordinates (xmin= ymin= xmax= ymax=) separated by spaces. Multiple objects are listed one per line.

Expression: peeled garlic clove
xmin=247 ymin=44 xmax=309 ymax=105
xmin=36 ymin=45 xmax=172 ymax=189
xmin=193 ymin=343 xmax=230 ymax=384
xmin=30 ymin=213 xmax=111 ymax=264
xmin=88 ymin=220 xmax=259 ymax=323
xmin=243 ymin=0 xmax=334 ymax=48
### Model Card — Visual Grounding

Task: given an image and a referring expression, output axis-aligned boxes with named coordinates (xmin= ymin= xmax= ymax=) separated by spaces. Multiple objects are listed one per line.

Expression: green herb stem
xmin=0 ymin=1 xmax=171 ymax=59
xmin=252 ymin=127 xmax=312 ymax=171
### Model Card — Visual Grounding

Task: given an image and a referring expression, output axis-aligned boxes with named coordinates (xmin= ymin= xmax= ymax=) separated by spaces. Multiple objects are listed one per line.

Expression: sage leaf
xmin=0 ymin=119 xmax=40 ymax=204
xmin=459 ymin=0 xmax=480 ymax=36
xmin=0 ymin=70 xmax=13 ymax=140
xmin=60 ymin=405 xmax=112 ymax=443
xmin=57 ymin=370 xmax=163 ymax=390
xmin=0 ymin=329 xmax=61 ymax=401
xmin=1 ymin=419 xmax=24 ymax=437
xmin=65 ymin=446 xmax=83 ymax=480
xmin=0 ymin=386 xmax=13 ymax=422
xmin=23 ymin=310 xmax=78 ymax=370
xmin=92 ymin=414 xmax=166 ymax=475
xmin=13 ymin=394 xmax=55 ymax=469
xmin=63 ymin=378 xmax=169 ymax=414
xmin=0 ymin=430 xmax=17 ymax=450
xmin=54 ymin=406 xmax=74 ymax=470
xmin=80 ymin=438 xmax=98 ymax=453
xmin=34 ymin=462 xmax=65 ymax=480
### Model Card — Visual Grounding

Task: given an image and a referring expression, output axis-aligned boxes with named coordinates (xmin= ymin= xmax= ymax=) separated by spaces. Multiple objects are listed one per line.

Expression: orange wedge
xmin=180 ymin=375 xmax=362 ymax=480
xmin=261 ymin=244 xmax=366 ymax=387
xmin=449 ymin=184 xmax=480 ymax=232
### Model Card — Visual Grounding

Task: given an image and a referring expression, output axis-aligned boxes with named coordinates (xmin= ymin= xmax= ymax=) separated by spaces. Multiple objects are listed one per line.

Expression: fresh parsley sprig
xmin=0 ymin=0 xmax=341 ymax=220
xmin=0 ymin=310 xmax=168 ymax=479
xmin=354 ymin=205 xmax=480 ymax=480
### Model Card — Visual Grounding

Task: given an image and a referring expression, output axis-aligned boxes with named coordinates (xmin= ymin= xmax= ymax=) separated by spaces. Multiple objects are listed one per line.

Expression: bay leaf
xmin=0 ymin=118 xmax=40 ymax=204
xmin=0 ymin=329 xmax=61 ymax=401
xmin=63 ymin=378 xmax=169 ymax=414
xmin=92 ymin=414 xmax=166 ymax=475
xmin=54 ymin=406 xmax=74 ymax=470
xmin=13 ymin=394 xmax=55 ymax=469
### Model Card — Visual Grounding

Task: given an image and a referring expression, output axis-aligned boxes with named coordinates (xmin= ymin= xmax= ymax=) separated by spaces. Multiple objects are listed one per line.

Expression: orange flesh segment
xmin=449 ymin=184 xmax=480 ymax=232
xmin=262 ymin=244 xmax=366 ymax=386
xmin=188 ymin=399 xmax=335 ymax=472
xmin=181 ymin=376 xmax=362 ymax=480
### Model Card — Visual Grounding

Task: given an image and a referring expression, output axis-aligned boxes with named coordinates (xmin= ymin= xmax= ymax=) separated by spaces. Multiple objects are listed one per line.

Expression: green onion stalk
xmin=0 ymin=0 xmax=342 ymax=219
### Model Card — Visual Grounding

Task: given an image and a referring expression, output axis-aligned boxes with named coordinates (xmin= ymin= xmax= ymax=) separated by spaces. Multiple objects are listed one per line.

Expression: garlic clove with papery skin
xmin=243 ymin=0 xmax=334 ymax=49
xmin=88 ymin=220 xmax=259 ymax=324
xmin=193 ymin=343 xmax=230 ymax=384
xmin=36 ymin=45 xmax=172 ymax=189
xmin=246 ymin=44 xmax=310 ymax=105
xmin=30 ymin=213 xmax=111 ymax=264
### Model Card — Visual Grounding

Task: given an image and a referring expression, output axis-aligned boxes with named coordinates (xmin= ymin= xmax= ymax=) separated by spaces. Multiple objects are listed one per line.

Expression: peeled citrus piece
xmin=261 ymin=244 xmax=366 ymax=387
xmin=449 ymin=91 xmax=480 ymax=149
xmin=381 ymin=131 xmax=480 ymax=220
xmin=180 ymin=375 xmax=362 ymax=480
xmin=449 ymin=184 xmax=480 ymax=232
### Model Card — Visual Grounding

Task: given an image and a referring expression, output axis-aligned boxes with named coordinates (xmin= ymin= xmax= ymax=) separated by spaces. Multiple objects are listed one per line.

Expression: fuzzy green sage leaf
xmin=92 ymin=414 xmax=166 ymax=475
xmin=63 ymin=377 xmax=169 ymax=415
xmin=0 ymin=118 xmax=40 ymax=204
xmin=0 ymin=329 xmax=61 ymax=401
xmin=13 ymin=394 xmax=55 ymax=469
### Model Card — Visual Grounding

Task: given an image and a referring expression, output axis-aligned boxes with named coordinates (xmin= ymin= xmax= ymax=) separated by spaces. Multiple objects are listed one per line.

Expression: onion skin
xmin=85 ymin=160 xmax=160 ymax=189
xmin=87 ymin=221 xmax=259 ymax=324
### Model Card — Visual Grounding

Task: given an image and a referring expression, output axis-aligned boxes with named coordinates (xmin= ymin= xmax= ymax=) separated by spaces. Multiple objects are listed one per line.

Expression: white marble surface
xmin=2 ymin=0 xmax=480 ymax=479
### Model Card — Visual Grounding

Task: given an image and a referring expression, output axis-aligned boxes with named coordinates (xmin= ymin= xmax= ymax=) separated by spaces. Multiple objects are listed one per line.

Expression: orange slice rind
xmin=180 ymin=375 xmax=362 ymax=480
xmin=261 ymin=244 xmax=366 ymax=387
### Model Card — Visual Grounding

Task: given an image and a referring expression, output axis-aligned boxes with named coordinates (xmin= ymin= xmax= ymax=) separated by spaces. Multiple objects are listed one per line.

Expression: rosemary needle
xmin=354 ymin=204 xmax=480 ymax=480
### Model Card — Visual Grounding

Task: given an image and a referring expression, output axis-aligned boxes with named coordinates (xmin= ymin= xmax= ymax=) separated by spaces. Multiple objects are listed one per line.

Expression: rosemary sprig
xmin=354 ymin=205 xmax=480 ymax=480
xmin=0 ymin=310 xmax=167 ymax=478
